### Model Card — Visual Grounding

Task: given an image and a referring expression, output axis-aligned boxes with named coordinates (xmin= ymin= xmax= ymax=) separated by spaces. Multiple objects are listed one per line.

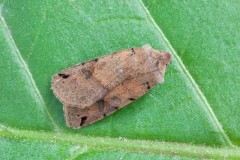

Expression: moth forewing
xmin=51 ymin=44 xmax=171 ymax=128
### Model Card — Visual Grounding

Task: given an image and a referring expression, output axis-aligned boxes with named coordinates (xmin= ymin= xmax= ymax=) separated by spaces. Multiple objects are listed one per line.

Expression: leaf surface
xmin=0 ymin=0 xmax=239 ymax=159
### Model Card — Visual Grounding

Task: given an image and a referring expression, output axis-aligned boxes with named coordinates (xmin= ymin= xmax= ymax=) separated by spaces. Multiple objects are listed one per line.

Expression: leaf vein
xmin=138 ymin=0 xmax=233 ymax=147
xmin=1 ymin=126 xmax=239 ymax=159
xmin=0 ymin=11 xmax=60 ymax=133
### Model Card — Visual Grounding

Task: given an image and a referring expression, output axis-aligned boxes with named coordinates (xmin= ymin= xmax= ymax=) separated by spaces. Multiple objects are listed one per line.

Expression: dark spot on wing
xmin=145 ymin=82 xmax=151 ymax=89
xmin=147 ymin=82 xmax=151 ymax=89
xmin=81 ymin=68 xmax=92 ymax=79
xmin=111 ymin=96 xmax=122 ymax=103
xmin=128 ymin=98 xmax=135 ymax=101
xmin=97 ymin=99 xmax=105 ymax=113
xmin=131 ymin=48 xmax=136 ymax=54
xmin=58 ymin=73 xmax=70 ymax=79
xmin=80 ymin=116 xmax=87 ymax=126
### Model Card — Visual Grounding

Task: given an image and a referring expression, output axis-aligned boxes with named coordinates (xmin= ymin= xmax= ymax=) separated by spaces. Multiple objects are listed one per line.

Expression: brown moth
xmin=51 ymin=44 xmax=172 ymax=129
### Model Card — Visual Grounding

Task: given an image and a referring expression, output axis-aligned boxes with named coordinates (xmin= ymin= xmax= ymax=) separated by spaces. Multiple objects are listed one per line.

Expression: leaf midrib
xmin=1 ymin=124 xmax=239 ymax=159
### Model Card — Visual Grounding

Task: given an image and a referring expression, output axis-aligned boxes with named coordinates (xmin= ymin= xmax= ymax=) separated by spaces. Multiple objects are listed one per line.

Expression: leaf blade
xmin=0 ymin=0 xmax=240 ymax=159
xmin=143 ymin=0 xmax=240 ymax=146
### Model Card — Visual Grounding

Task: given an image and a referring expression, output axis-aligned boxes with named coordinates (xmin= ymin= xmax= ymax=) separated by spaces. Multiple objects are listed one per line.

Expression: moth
xmin=51 ymin=44 xmax=172 ymax=129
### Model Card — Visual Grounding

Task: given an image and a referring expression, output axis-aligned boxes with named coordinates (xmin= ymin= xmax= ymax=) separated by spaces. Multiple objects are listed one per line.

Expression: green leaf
xmin=0 ymin=0 xmax=239 ymax=159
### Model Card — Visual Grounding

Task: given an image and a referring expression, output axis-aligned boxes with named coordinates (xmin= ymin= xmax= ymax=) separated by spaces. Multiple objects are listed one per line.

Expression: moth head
xmin=142 ymin=44 xmax=172 ymax=82
xmin=157 ymin=51 xmax=172 ymax=76
xmin=149 ymin=50 xmax=172 ymax=83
